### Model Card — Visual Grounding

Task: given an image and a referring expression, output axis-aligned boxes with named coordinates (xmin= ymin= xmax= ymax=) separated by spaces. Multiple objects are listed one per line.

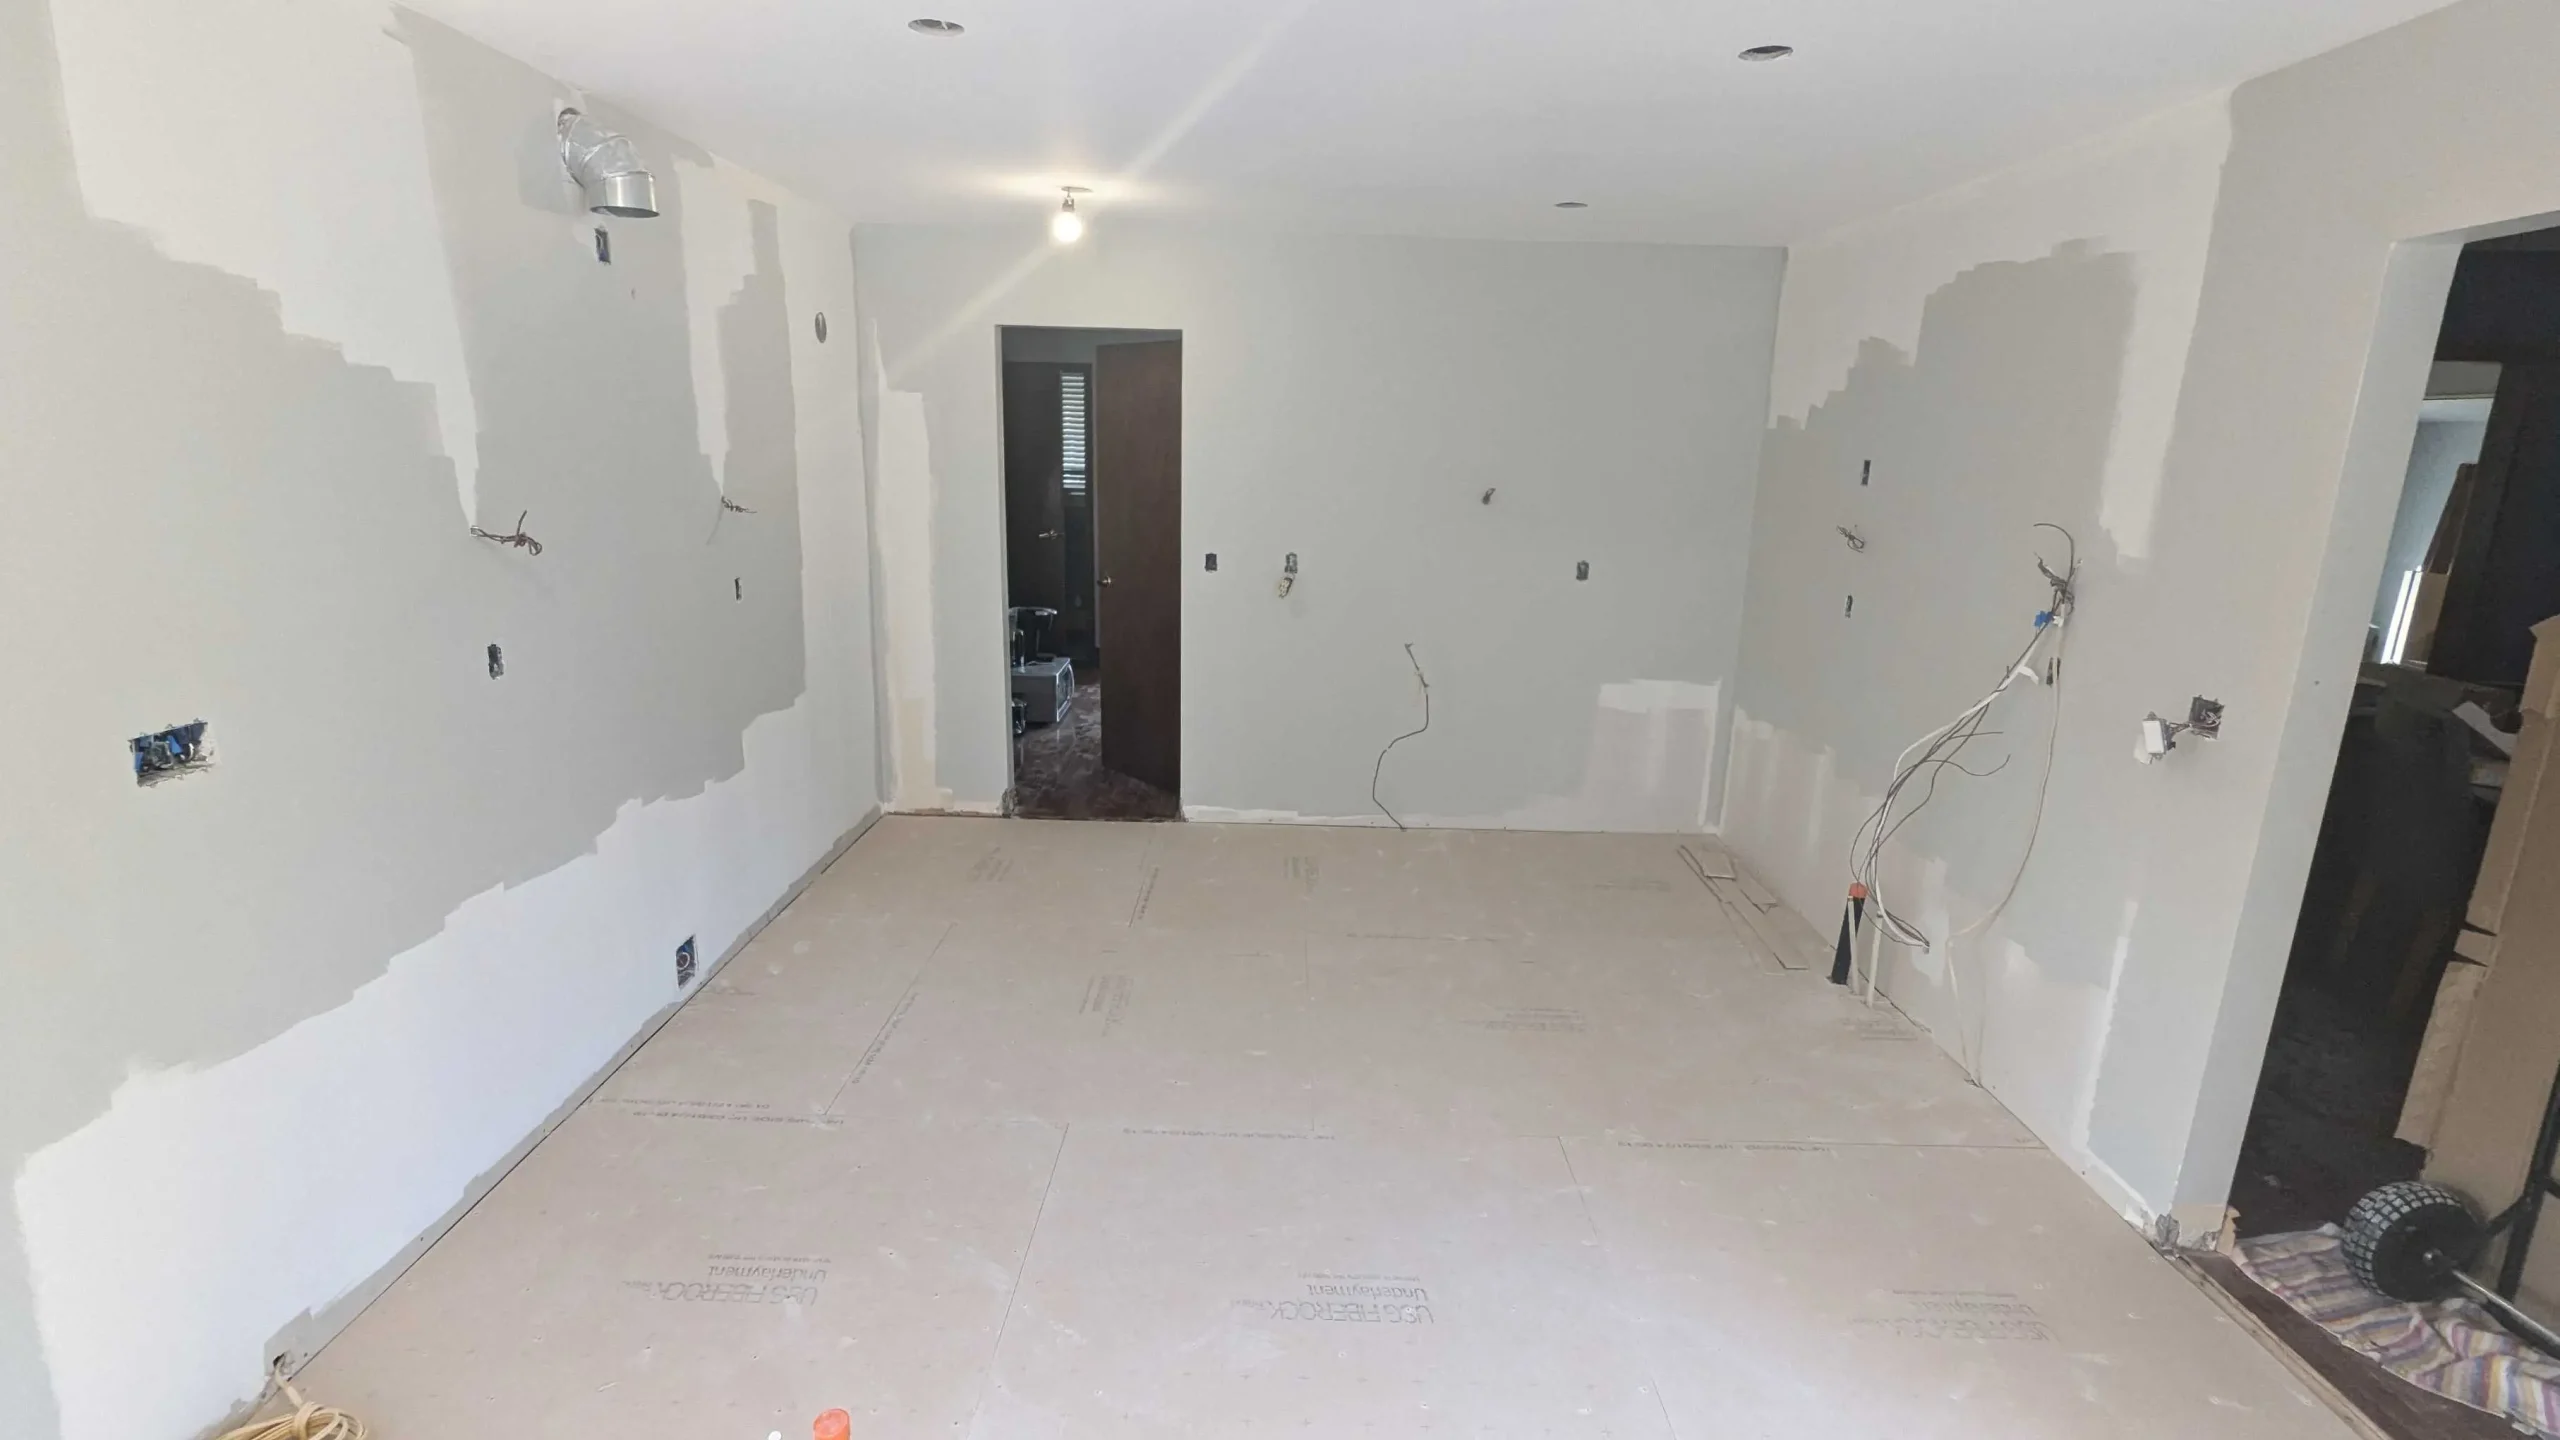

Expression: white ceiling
xmin=406 ymin=0 xmax=2462 ymax=246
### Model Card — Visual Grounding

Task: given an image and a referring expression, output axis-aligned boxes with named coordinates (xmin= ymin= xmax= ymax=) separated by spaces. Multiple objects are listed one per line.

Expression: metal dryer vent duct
xmin=558 ymin=108 xmax=659 ymax=218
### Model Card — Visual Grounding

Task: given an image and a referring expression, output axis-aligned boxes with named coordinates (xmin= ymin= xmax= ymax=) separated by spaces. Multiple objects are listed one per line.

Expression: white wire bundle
xmin=1847 ymin=525 xmax=2078 ymax=1075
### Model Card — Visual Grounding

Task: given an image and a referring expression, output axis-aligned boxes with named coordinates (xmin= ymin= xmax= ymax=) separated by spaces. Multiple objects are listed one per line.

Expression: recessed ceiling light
xmin=908 ymin=17 xmax=965 ymax=35
xmin=1739 ymin=44 xmax=1795 ymax=61
xmin=1554 ymin=201 xmax=1589 ymax=210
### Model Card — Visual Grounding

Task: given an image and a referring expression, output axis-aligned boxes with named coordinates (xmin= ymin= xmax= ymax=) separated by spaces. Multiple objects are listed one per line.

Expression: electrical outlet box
xmin=131 ymin=721 xmax=210 ymax=786
xmin=675 ymin=936 xmax=696 ymax=988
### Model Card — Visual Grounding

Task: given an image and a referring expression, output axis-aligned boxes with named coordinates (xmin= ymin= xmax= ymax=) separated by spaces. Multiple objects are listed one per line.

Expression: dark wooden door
xmin=1094 ymin=339 xmax=1181 ymax=793
xmin=1001 ymin=361 xmax=1066 ymax=614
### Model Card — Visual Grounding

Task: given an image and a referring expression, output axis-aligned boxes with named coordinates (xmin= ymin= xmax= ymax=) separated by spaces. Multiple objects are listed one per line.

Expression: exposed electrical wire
xmin=708 ymin=493 xmax=757 ymax=543
xmin=213 ymin=1364 xmax=367 ymax=1440
xmin=1846 ymin=523 xmax=2077 ymax=1077
xmin=469 ymin=510 xmax=544 ymax=556
xmin=1370 ymin=643 xmax=1431 ymax=831
xmin=1955 ymin=523 xmax=2079 ymax=944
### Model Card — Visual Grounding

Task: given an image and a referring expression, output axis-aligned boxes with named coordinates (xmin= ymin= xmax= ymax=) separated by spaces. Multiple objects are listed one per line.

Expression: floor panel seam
xmin=1556 ymin=1136 xmax=1683 ymax=1440
xmin=822 ymin=918 xmax=956 ymax=1115
xmin=966 ymin=1120 xmax=1072 ymax=1439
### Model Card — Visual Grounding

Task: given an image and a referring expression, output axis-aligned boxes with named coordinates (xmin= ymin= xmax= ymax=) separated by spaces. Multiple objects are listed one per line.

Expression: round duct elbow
xmin=558 ymin=108 xmax=660 ymax=218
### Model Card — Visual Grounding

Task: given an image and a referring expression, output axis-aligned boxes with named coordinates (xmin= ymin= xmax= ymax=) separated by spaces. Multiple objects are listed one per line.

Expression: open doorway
xmin=2233 ymin=226 xmax=2560 ymax=1242
xmin=998 ymin=326 xmax=1183 ymax=821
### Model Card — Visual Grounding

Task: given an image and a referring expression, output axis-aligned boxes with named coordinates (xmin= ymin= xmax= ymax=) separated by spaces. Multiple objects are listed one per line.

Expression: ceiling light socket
xmin=1050 ymin=189 xmax=1085 ymax=244
xmin=908 ymin=17 xmax=965 ymax=35
xmin=1739 ymin=44 xmax=1796 ymax=61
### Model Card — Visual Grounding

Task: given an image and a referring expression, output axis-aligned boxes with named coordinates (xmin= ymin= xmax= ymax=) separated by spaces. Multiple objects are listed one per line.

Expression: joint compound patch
xmin=1476 ymin=1006 xmax=1588 ymax=1034
xmin=1286 ymin=856 xmax=1319 ymax=894
xmin=1236 ymin=1273 xmax=1434 ymax=1325
xmin=1129 ymin=867 xmax=1160 ymax=922
xmin=1081 ymin=974 xmax=1133 ymax=1034
xmin=968 ymin=849 xmax=1013 ymax=882
xmin=1850 ymin=1291 xmax=2054 ymax=1343
xmin=593 ymin=1098 xmax=840 ymax=1127
xmin=626 ymin=1253 xmax=832 ymax=1306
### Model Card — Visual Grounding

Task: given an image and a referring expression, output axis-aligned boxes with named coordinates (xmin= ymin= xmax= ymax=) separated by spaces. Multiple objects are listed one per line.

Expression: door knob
xmin=1100 ymin=575 xmax=1115 ymax=587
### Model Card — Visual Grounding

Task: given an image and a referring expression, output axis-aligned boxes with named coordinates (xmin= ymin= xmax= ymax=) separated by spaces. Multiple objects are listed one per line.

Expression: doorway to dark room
xmin=2233 ymin=224 xmax=2560 ymax=1260
xmin=999 ymin=326 xmax=1183 ymax=820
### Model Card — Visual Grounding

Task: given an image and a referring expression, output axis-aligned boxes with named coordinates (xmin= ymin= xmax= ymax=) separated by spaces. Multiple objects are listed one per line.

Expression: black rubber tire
xmin=2342 ymin=1180 xmax=2486 ymax=1301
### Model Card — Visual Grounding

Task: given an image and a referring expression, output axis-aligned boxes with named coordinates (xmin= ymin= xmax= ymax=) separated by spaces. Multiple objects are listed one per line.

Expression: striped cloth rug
xmin=2237 ymin=1226 xmax=2560 ymax=1436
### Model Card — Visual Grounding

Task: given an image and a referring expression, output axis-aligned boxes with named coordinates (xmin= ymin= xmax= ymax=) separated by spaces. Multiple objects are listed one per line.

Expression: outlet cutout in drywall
xmin=486 ymin=643 xmax=504 ymax=678
xmin=1576 ymin=561 xmax=1590 ymax=581
xmin=1860 ymin=459 xmax=1871 ymax=486
xmin=675 ymin=936 xmax=697 ymax=988
xmin=1204 ymin=552 xmax=1217 ymax=571
xmin=131 ymin=720 xmax=210 ymax=786
xmin=733 ymin=578 xmax=742 ymax=601
xmin=594 ymin=227 xmax=611 ymax=264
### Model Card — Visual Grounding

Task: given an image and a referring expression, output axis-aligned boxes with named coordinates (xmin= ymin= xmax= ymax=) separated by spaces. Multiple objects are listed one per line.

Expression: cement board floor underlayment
xmin=298 ymin=817 xmax=2354 ymax=1439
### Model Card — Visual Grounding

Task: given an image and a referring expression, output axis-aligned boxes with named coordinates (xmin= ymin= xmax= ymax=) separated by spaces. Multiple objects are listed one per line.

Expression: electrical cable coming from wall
xmin=707 ymin=492 xmax=756 ymax=542
xmin=1370 ymin=643 xmax=1431 ymax=831
xmin=212 ymin=1364 xmax=367 ymax=1440
xmin=468 ymin=509 xmax=544 ymax=556
xmin=1846 ymin=524 xmax=2077 ymax=1078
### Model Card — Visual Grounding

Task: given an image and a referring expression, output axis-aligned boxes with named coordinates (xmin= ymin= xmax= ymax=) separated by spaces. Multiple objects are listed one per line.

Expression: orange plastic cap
xmin=1848 ymin=883 xmax=1868 ymax=900
xmin=813 ymin=1409 xmax=852 ymax=1440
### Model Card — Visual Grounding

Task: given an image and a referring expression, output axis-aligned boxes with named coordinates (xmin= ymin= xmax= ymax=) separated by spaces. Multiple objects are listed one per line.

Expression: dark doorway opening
xmin=999 ymin=326 xmax=1183 ymax=821
xmin=2234 ymin=226 xmax=2560 ymax=1246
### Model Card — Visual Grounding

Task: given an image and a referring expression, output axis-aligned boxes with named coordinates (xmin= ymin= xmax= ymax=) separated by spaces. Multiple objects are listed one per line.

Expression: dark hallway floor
xmin=1012 ymin=677 xmax=1179 ymax=821
xmin=2229 ymin=984 xmax=2426 ymax=1237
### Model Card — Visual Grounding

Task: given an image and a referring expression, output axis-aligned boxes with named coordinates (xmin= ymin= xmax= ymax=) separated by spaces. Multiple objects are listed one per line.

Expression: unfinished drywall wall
xmin=2110 ymin=0 xmax=2560 ymax=1236
xmin=0 ymin=5 xmax=879 ymax=1438
xmin=1723 ymin=101 xmax=2230 ymax=1217
xmin=1725 ymin=0 xmax=2560 ymax=1237
xmin=853 ymin=224 xmax=1782 ymax=828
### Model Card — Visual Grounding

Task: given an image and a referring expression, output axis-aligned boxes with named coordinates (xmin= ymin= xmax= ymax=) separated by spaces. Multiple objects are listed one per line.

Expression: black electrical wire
xmin=469 ymin=510 xmax=544 ymax=556
xmin=1370 ymin=644 xmax=1431 ymax=831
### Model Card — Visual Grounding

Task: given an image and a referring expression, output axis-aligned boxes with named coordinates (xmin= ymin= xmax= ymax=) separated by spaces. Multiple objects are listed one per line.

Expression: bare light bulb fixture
xmin=1050 ymin=187 xmax=1089 ymax=244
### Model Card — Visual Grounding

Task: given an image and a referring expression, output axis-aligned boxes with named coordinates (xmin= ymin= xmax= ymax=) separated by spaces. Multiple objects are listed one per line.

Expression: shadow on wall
xmin=1728 ymin=242 xmax=2160 ymax=1154
xmin=1 ymin=9 xmax=810 ymax=1438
